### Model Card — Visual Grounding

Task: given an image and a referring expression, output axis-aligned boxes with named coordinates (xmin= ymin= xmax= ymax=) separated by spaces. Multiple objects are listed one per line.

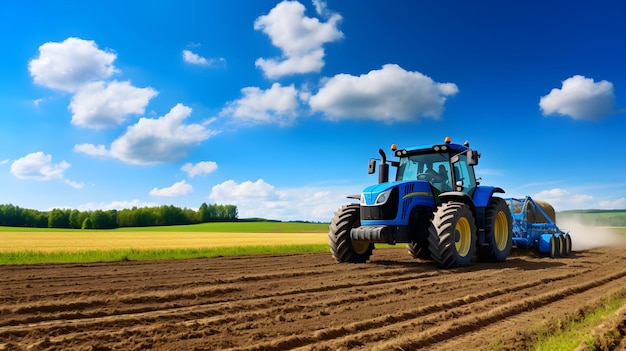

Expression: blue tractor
xmin=328 ymin=137 xmax=514 ymax=268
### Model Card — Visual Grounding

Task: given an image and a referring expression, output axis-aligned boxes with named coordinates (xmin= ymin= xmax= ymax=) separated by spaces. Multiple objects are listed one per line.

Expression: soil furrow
xmin=1 ymin=246 xmax=625 ymax=351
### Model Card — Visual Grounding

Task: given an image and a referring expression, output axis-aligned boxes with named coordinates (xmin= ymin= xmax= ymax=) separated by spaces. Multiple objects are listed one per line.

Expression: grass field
xmin=0 ymin=222 xmax=329 ymax=264
xmin=1 ymin=222 xmax=624 ymax=265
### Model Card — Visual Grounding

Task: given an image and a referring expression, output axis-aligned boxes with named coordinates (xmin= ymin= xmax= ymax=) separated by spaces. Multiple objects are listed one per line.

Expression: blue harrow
xmin=505 ymin=197 xmax=571 ymax=258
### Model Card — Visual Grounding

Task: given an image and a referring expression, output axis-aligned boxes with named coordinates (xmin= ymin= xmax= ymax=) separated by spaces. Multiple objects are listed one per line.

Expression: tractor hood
xmin=361 ymin=180 xmax=433 ymax=206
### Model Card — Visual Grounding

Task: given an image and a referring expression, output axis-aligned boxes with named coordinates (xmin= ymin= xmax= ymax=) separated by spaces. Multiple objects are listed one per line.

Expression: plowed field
xmin=2 ymin=245 xmax=626 ymax=350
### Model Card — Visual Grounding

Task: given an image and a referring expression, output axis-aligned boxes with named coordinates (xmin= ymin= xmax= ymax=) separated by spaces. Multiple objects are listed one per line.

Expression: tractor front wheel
xmin=328 ymin=204 xmax=373 ymax=263
xmin=428 ymin=201 xmax=477 ymax=268
xmin=477 ymin=197 xmax=513 ymax=263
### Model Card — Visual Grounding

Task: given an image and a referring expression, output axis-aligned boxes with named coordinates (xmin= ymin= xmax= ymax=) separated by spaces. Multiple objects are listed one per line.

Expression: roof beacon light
xmin=391 ymin=144 xmax=397 ymax=151
xmin=464 ymin=140 xmax=470 ymax=147
xmin=444 ymin=136 xmax=451 ymax=144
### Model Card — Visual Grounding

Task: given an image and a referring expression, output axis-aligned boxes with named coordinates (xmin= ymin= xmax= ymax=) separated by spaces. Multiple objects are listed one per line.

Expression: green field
xmin=0 ymin=221 xmax=329 ymax=264
xmin=559 ymin=210 xmax=626 ymax=227
xmin=0 ymin=221 xmax=329 ymax=233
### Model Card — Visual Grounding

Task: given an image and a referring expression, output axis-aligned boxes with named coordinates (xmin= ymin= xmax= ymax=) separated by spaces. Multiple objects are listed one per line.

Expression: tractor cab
xmin=370 ymin=137 xmax=480 ymax=196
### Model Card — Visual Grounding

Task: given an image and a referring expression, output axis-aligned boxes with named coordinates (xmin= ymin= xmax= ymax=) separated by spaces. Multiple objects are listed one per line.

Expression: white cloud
xmin=539 ymin=75 xmax=615 ymax=120
xmin=221 ymin=83 xmax=299 ymax=125
xmin=69 ymin=81 xmax=158 ymax=129
xmin=309 ymin=64 xmax=459 ymax=121
xmin=29 ymin=37 xmax=158 ymax=129
xmin=312 ymin=0 xmax=328 ymax=16
xmin=109 ymin=103 xmax=216 ymax=165
xmin=69 ymin=80 xmax=158 ymax=129
xmin=182 ymin=50 xmax=209 ymax=65
xmin=0 ymin=159 xmax=8 ymax=165
xmin=64 ymin=179 xmax=84 ymax=189
xmin=182 ymin=161 xmax=218 ymax=177
xmin=534 ymin=188 xmax=594 ymax=211
xmin=254 ymin=0 xmax=343 ymax=79
xmin=11 ymin=152 xmax=69 ymax=180
xmin=73 ymin=143 xmax=111 ymax=158
xmin=150 ymin=180 xmax=193 ymax=197
xmin=10 ymin=152 xmax=82 ymax=188
xmin=598 ymin=198 xmax=626 ymax=209
xmin=28 ymin=37 xmax=118 ymax=92
xmin=209 ymin=178 xmax=360 ymax=221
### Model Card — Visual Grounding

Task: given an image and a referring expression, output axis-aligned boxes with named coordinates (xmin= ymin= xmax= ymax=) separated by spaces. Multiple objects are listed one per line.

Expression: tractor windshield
xmin=396 ymin=153 xmax=452 ymax=192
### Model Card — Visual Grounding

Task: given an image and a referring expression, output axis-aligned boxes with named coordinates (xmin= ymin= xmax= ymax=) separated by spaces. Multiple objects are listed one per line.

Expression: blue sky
xmin=1 ymin=0 xmax=625 ymax=222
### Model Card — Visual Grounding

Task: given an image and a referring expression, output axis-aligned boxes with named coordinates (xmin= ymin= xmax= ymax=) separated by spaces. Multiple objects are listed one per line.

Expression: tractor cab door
xmin=451 ymin=154 xmax=477 ymax=196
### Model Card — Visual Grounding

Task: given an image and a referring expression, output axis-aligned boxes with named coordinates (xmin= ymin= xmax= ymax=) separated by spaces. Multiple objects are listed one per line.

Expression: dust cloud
xmin=558 ymin=218 xmax=626 ymax=251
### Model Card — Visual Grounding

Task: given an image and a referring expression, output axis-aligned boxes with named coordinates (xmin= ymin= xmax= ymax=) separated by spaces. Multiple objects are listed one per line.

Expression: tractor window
xmin=396 ymin=153 xmax=451 ymax=192
xmin=452 ymin=154 xmax=477 ymax=194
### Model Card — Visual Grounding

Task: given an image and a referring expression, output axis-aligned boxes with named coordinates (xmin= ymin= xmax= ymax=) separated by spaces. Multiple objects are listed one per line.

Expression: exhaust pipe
xmin=378 ymin=148 xmax=389 ymax=184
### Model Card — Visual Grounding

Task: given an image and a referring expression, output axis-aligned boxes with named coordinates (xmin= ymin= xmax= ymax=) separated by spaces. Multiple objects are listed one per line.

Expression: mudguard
xmin=472 ymin=186 xmax=505 ymax=207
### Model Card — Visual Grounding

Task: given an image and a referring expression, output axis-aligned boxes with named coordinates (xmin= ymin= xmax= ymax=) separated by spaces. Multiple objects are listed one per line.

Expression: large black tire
xmin=406 ymin=206 xmax=433 ymax=260
xmin=328 ymin=204 xmax=373 ymax=263
xmin=428 ymin=202 xmax=477 ymax=268
xmin=407 ymin=241 xmax=431 ymax=260
xmin=477 ymin=197 xmax=513 ymax=263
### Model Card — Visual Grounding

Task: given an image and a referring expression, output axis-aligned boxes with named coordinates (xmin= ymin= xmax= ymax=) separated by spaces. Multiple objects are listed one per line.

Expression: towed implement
xmin=328 ymin=137 xmax=571 ymax=269
xmin=506 ymin=196 xmax=571 ymax=258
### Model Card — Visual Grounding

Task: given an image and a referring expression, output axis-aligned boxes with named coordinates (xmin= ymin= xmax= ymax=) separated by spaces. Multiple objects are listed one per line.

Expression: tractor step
xmin=351 ymin=225 xmax=410 ymax=244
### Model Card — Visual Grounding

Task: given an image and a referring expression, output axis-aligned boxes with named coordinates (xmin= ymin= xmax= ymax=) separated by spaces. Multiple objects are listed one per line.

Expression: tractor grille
xmin=360 ymin=188 xmax=399 ymax=220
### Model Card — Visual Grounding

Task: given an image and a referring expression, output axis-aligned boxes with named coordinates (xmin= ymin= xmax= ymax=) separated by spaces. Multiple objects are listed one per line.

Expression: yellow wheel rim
xmin=455 ymin=217 xmax=472 ymax=256
xmin=352 ymin=241 xmax=370 ymax=255
xmin=494 ymin=210 xmax=509 ymax=250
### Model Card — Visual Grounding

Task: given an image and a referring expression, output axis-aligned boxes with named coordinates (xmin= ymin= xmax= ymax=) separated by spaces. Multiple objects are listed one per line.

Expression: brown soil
xmin=1 ymin=246 xmax=626 ymax=351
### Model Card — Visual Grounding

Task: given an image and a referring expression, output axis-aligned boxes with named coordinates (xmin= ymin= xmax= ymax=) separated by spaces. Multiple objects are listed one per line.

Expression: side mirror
xmin=368 ymin=159 xmax=377 ymax=174
xmin=467 ymin=150 xmax=480 ymax=166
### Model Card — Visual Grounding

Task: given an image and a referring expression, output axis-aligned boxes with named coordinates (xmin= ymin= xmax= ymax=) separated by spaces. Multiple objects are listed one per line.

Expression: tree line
xmin=0 ymin=203 xmax=238 ymax=229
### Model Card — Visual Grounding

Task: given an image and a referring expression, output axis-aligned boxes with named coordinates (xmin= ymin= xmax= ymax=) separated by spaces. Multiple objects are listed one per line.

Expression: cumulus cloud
xmin=254 ymin=0 xmax=343 ymax=79
xmin=74 ymin=104 xmax=215 ymax=164
xmin=598 ymin=198 xmax=626 ymax=209
xmin=539 ymin=75 xmax=615 ymax=120
xmin=309 ymin=64 xmax=459 ymax=121
xmin=182 ymin=161 xmax=218 ymax=177
xmin=28 ymin=37 xmax=118 ymax=92
xmin=69 ymin=80 xmax=158 ymax=129
xmin=182 ymin=50 xmax=209 ymax=65
xmin=73 ymin=143 xmax=110 ymax=158
xmin=10 ymin=152 xmax=82 ymax=188
xmin=109 ymin=103 xmax=216 ymax=165
xmin=209 ymin=178 xmax=360 ymax=221
xmin=534 ymin=188 xmax=594 ymax=210
xmin=29 ymin=37 xmax=158 ymax=129
xmin=149 ymin=180 xmax=193 ymax=197
xmin=221 ymin=83 xmax=299 ymax=125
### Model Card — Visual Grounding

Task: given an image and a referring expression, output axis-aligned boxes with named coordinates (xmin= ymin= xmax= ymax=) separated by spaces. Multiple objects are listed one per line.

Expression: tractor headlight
xmin=375 ymin=188 xmax=393 ymax=205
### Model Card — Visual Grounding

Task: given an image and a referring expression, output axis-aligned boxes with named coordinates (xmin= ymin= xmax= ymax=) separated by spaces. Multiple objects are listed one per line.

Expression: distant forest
xmin=0 ymin=203 xmax=238 ymax=229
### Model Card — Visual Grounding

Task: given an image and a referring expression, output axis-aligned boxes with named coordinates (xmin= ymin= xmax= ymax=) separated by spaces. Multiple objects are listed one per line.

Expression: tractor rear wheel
xmin=477 ymin=197 xmax=513 ymax=262
xmin=428 ymin=201 xmax=477 ymax=268
xmin=328 ymin=204 xmax=373 ymax=263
